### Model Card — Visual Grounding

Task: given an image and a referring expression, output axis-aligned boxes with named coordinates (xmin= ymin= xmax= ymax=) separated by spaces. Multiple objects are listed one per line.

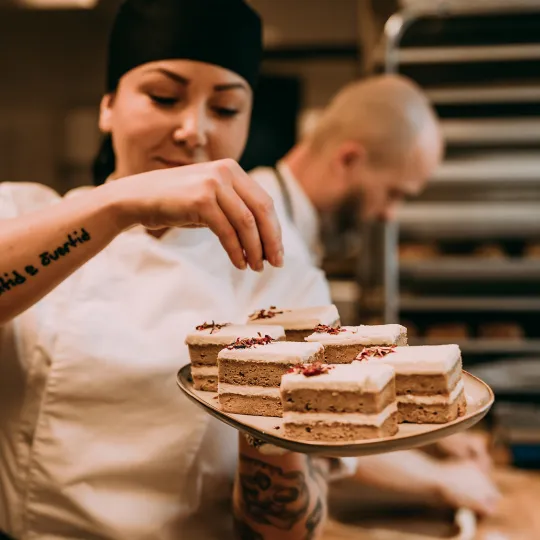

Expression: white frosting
xmin=281 ymin=363 xmax=395 ymax=393
xmin=186 ymin=324 xmax=285 ymax=346
xmin=356 ymin=344 xmax=461 ymax=375
xmin=218 ymin=382 xmax=281 ymax=398
xmin=283 ymin=403 xmax=397 ymax=427
xmin=305 ymin=324 xmax=406 ymax=345
xmin=191 ymin=365 xmax=218 ymax=377
xmin=398 ymin=380 xmax=464 ymax=405
xmin=218 ymin=341 xmax=324 ymax=364
xmin=247 ymin=305 xmax=339 ymax=330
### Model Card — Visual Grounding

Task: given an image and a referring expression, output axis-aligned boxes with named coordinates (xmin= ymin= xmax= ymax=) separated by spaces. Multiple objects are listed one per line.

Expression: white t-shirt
xmin=0 ymin=181 xmax=330 ymax=540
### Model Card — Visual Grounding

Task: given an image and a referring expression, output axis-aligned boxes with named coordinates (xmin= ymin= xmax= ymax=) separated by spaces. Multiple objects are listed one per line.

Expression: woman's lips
xmin=155 ymin=157 xmax=194 ymax=168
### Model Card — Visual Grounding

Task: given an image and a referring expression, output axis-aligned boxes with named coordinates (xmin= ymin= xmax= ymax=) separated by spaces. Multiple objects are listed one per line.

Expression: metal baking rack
xmin=357 ymin=1 xmax=540 ymax=366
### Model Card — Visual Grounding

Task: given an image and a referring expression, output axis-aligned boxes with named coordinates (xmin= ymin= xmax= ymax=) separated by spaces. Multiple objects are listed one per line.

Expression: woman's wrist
xmin=95 ymin=178 xmax=142 ymax=233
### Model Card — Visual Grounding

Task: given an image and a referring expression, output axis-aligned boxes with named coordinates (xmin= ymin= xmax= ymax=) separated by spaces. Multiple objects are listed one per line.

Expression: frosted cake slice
xmin=218 ymin=339 xmax=324 ymax=417
xmin=186 ymin=322 xmax=285 ymax=391
xmin=356 ymin=344 xmax=466 ymax=424
xmin=305 ymin=324 xmax=407 ymax=363
xmin=281 ymin=362 xmax=398 ymax=442
xmin=247 ymin=305 xmax=340 ymax=341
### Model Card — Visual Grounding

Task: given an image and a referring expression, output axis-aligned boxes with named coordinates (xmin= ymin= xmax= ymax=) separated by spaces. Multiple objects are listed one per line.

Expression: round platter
xmin=176 ymin=364 xmax=494 ymax=457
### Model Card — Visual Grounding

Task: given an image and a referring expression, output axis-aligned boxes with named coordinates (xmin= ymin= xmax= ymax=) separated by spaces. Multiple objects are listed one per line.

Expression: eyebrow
xmin=147 ymin=68 xmax=248 ymax=92
xmin=214 ymin=82 xmax=248 ymax=92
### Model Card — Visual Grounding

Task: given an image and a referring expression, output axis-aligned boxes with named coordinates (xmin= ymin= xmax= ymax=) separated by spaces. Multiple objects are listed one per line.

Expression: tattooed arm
xmin=0 ymin=161 xmax=283 ymax=325
xmin=0 ymin=184 xmax=124 ymax=324
xmin=233 ymin=434 xmax=328 ymax=540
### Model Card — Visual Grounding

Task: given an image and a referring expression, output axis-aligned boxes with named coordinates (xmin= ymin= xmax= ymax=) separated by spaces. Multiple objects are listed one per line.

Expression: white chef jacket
xmin=0 ymin=180 xmax=330 ymax=540
xmin=249 ymin=163 xmax=323 ymax=267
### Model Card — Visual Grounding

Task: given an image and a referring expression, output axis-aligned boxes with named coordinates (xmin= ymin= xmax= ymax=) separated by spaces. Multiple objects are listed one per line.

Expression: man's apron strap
xmin=273 ymin=166 xmax=295 ymax=224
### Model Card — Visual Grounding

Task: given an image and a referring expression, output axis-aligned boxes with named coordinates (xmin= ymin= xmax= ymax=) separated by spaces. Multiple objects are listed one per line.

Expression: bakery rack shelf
xmin=400 ymin=297 xmax=540 ymax=313
xmin=355 ymin=3 xmax=540 ymax=367
xmin=398 ymin=203 xmax=540 ymax=239
xmin=395 ymin=43 xmax=540 ymax=65
xmin=426 ymin=84 xmax=540 ymax=105
xmin=441 ymin=118 xmax=540 ymax=145
xmin=400 ymin=260 xmax=540 ymax=281
xmin=409 ymin=339 xmax=540 ymax=355
xmin=431 ymin=152 xmax=540 ymax=184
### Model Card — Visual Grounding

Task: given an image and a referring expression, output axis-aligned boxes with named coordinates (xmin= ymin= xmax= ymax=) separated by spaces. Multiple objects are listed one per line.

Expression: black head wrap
xmin=93 ymin=0 xmax=262 ymax=185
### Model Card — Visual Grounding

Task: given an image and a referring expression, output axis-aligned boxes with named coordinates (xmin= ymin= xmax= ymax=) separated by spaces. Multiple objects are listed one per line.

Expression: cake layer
xmin=247 ymin=305 xmax=340 ymax=331
xmin=219 ymin=360 xmax=299 ymax=387
xmin=186 ymin=324 xmax=285 ymax=346
xmin=397 ymin=379 xmax=464 ymax=406
xmin=191 ymin=365 xmax=218 ymax=377
xmin=284 ymin=329 xmax=315 ymax=342
xmin=219 ymin=393 xmax=282 ymax=417
xmin=189 ymin=335 xmax=287 ymax=366
xmin=218 ymin=341 xmax=324 ymax=364
xmin=398 ymin=390 xmax=467 ymax=424
xmin=305 ymin=324 xmax=407 ymax=346
xmin=321 ymin=344 xmax=370 ymax=364
xmin=395 ymin=363 xmax=462 ymax=395
xmin=281 ymin=363 xmax=395 ymax=393
xmin=192 ymin=376 xmax=218 ymax=392
xmin=361 ymin=344 xmax=461 ymax=375
xmin=282 ymin=381 xmax=396 ymax=415
xmin=284 ymin=411 xmax=399 ymax=442
xmin=188 ymin=344 xmax=226 ymax=366
xmin=283 ymin=402 xmax=397 ymax=426
xmin=218 ymin=382 xmax=281 ymax=398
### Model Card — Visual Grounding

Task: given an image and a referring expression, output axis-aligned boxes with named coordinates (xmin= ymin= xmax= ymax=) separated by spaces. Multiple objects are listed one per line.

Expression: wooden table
xmin=323 ymin=467 xmax=540 ymax=540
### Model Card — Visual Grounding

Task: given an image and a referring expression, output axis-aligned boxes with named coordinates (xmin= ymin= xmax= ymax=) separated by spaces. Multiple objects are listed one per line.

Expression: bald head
xmin=308 ymin=74 xmax=442 ymax=167
xmin=286 ymin=74 xmax=443 ymax=219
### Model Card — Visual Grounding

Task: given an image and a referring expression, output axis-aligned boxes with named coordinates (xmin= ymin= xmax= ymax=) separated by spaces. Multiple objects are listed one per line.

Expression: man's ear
xmin=98 ymin=93 xmax=115 ymax=133
xmin=336 ymin=140 xmax=366 ymax=170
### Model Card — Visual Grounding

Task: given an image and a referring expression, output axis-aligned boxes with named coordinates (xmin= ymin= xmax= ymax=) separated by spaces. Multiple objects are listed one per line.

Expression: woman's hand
xmin=106 ymin=159 xmax=283 ymax=272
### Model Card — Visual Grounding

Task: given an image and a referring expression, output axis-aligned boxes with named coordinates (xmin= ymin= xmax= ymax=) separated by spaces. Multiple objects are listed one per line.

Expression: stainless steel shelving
xmin=369 ymin=2 xmax=540 ymax=360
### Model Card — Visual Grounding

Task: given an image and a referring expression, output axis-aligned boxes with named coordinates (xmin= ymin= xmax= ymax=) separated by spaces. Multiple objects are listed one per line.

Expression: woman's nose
xmin=172 ymin=105 xmax=209 ymax=150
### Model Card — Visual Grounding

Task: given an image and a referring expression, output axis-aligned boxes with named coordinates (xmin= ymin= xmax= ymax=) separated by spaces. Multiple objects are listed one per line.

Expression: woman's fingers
xmin=219 ymin=161 xmax=283 ymax=268
xmin=216 ymin=184 xmax=264 ymax=271
xmin=201 ymin=200 xmax=247 ymax=270
xmin=130 ymin=159 xmax=284 ymax=271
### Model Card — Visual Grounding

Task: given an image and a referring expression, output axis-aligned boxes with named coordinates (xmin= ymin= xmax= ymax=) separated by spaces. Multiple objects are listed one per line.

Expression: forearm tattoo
xmin=238 ymin=454 xmax=309 ymax=530
xmin=0 ymin=229 xmax=91 ymax=297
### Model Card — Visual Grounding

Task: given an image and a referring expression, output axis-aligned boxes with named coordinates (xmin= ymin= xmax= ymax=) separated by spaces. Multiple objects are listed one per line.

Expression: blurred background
xmin=2 ymin=0 xmax=540 ymax=537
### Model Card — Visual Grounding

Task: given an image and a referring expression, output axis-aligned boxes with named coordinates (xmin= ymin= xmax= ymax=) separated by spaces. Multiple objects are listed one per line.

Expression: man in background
xmin=251 ymin=74 xmax=500 ymax=516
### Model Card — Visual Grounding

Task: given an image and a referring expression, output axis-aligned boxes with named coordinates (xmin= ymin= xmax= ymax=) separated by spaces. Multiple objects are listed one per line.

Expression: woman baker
xmin=0 ymin=1 xmax=331 ymax=538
